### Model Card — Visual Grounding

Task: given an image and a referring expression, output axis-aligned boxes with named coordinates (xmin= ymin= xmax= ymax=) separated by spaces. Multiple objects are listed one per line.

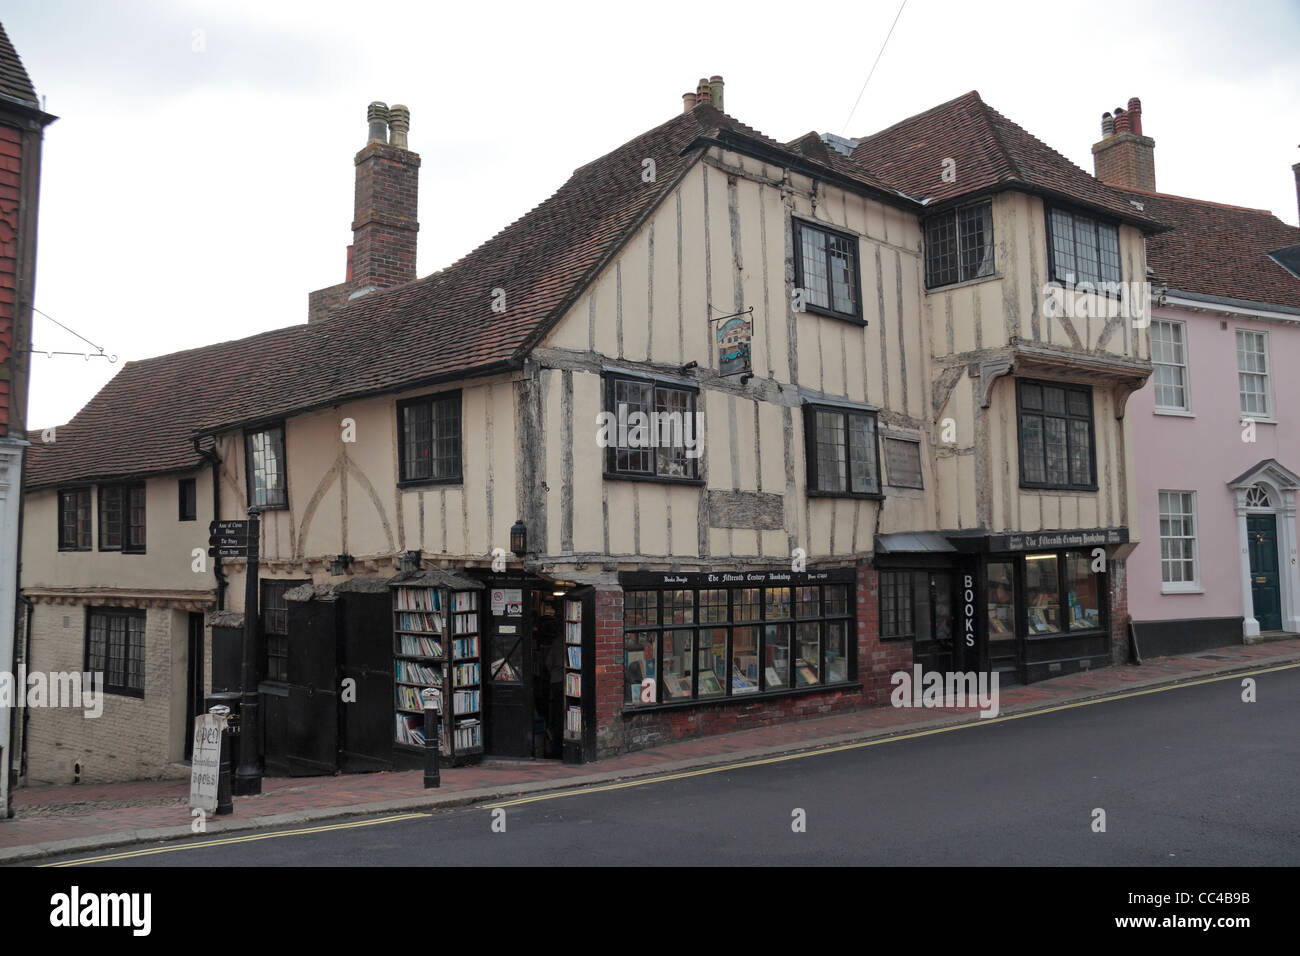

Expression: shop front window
xmin=1025 ymin=554 xmax=1061 ymax=635
xmin=663 ymin=630 xmax=694 ymax=699
xmin=623 ymin=581 xmax=854 ymax=707
xmin=987 ymin=561 xmax=1015 ymax=642
xmin=1065 ymin=553 xmax=1101 ymax=630
xmin=732 ymin=627 xmax=760 ymax=693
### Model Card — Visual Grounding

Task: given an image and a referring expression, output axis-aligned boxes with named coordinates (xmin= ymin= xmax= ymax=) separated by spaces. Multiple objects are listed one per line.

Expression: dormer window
xmin=925 ymin=200 xmax=994 ymax=288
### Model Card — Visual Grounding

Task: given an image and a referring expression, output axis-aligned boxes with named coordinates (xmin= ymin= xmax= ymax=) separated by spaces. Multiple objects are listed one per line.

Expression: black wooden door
xmin=283 ymin=597 xmax=339 ymax=775
xmin=184 ymin=612 xmax=205 ymax=760
xmin=913 ymin=572 xmax=955 ymax=674
xmin=340 ymin=589 xmax=395 ymax=772
xmin=485 ymin=604 xmax=532 ymax=757
xmin=1248 ymin=513 xmax=1282 ymax=631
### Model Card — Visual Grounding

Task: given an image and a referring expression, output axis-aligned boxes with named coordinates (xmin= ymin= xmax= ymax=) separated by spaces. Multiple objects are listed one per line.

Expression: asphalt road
xmin=29 ymin=664 xmax=1300 ymax=866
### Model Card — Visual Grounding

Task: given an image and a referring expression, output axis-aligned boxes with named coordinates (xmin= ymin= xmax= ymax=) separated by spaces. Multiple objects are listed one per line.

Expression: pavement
xmin=3 ymin=637 xmax=1298 ymax=864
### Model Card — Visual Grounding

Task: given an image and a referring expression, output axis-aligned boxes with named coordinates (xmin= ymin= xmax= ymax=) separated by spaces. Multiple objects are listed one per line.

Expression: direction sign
xmin=209 ymin=547 xmax=249 ymax=559
xmin=209 ymin=520 xmax=249 ymax=537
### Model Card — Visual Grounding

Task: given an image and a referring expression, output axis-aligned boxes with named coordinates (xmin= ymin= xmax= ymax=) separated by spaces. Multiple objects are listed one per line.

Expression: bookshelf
xmin=389 ymin=570 xmax=484 ymax=764
xmin=563 ymin=598 xmax=583 ymax=745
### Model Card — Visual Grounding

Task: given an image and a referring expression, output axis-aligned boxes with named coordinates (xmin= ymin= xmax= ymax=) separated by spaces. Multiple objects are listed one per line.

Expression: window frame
xmin=803 ymin=403 xmax=882 ymax=499
xmin=923 ymin=199 xmax=996 ymax=289
xmin=1150 ymin=318 xmax=1191 ymax=414
xmin=601 ymin=372 xmax=703 ymax=484
xmin=85 ymin=606 xmax=146 ymax=698
xmin=1235 ymin=328 xmax=1272 ymax=421
xmin=396 ymin=389 xmax=464 ymax=488
xmin=622 ymin=582 xmax=857 ymax=711
xmin=1045 ymin=205 xmax=1123 ymax=290
xmin=792 ymin=218 xmax=866 ymax=325
xmin=178 ymin=477 xmax=198 ymax=522
xmin=1021 ymin=550 xmax=1107 ymax=639
xmin=1157 ymin=490 xmax=1201 ymax=593
xmin=1015 ymin=379 xmax=1097 ymax=492
xmin=97 ymin=481 xmax=146 ymax=553
xmin=262 ymin=578 xmax=310 ymax=683
xmin=879 ymin=571 xmax=917 ymax=641
xmin=58 ymin=487 xmax=92 ymax=552
xmin=244 ymin=423 xmax=289 ymax=510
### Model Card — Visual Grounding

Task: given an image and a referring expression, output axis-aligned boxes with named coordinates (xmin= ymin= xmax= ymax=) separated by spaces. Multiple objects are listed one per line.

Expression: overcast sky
xmin=7 ymin=0 xmax=1299 ymax=429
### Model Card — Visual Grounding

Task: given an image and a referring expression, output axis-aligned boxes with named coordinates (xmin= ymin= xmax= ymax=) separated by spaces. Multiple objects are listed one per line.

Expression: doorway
xmin=184 ymin=612 xmax=205 ymax=760
xmin=1248 ymin=512 xmax=1282 ymax=631
xmin=913 ymin=572 xmax=955 ymax=674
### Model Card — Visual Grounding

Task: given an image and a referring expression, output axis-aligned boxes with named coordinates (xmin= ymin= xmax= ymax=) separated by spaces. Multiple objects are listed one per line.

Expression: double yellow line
xmin=41 ymin=661 xmax=1297 ymax=864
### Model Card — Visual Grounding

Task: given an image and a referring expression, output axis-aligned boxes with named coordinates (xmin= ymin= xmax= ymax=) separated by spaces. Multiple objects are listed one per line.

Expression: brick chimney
xmin=1293 ymin=156 xmax=1299 ymax=224
xmin=1091 ymin=96 xmax=1156 ymax=192
xmin=308 ymin=101 xmax=421 ymax=323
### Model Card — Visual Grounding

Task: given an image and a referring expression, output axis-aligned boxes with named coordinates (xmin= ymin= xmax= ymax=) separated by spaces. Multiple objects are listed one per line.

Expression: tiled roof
xmin=0 ymin=22 xmax=38 ymax=106
xmin=1116 ymin=189 xmax=1300 ymax=312
xmin=32 ymin=103 xmax=893 ymax=488
xmin=846 ymin=91 xmax=1164 ymax=231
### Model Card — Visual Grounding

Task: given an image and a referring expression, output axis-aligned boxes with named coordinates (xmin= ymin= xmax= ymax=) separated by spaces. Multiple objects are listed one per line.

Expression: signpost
xmin=208 ymin=519 xmax=250 ymax=559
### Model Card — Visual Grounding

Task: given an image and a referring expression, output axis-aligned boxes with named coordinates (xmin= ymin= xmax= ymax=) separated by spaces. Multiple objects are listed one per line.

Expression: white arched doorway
xmin=1229 ymin=460 xmax=1300 ymax=638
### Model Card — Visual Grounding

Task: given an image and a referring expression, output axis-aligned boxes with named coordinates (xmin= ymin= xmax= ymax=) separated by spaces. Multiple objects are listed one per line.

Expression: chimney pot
xmin=1127 ymin=97 xmax=1142 ymax=135
xmin=367 ymin=101 xmax=389 ymax=144
xmin=1114 ymin=107 xmax=1130 ymax=134
xmin=697 ymin=87 xmax=711 ymax=105
xmin=709 ymin=75 xmax=724 ymax=112
xmin=1101 ymin=112 xmax=1114 ymax=136
xmin=389 ymin=104 xmax=410 ymax=149
xmin=683 ymin=91 xmax=698 ymax=113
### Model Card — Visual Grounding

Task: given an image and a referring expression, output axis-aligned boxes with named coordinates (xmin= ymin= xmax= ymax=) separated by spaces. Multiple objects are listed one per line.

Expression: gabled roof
xmin=30 ymin=102 xmax=909 ymax=489
xmin=1116 ymin=188 xmax=1300 ymax=312
xmin=0 ymin=21 xmax=37 ymax=107
xmin=846 ymin=91 xmax=1164 ymax=231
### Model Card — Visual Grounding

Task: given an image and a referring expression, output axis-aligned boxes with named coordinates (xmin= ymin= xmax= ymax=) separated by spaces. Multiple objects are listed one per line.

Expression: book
xmin=565 ymin=601 xmax=582 ymax=622
xmin=765 ymin=666 xmax=782 ymax=688
xmin=698 ymin=671 xmax=722 ymax=696
xmin=565 ymin=672 xmax=581 ymax=697
xmin=567 ymin=646 xmax=582 ymax=668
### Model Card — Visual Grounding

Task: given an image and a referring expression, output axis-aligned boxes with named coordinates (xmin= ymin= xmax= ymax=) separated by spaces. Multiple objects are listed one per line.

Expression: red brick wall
xmin=593 ymin=565 xmax=895 ymax=756
xmin=0 ymin=123 xmax=21 ymax=437
xmin=1109 ymin=557 xmax=1130 ymax=665
xmin=859 ymin=565 xmax=913 ymax=703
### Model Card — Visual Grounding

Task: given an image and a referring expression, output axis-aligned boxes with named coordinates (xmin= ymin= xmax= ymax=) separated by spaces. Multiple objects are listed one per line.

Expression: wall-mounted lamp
xmin=330 ymin=553 xmax=354 ymax=575
xmin=680 ymin=360 xmax=698 ymax=374
xmin=510 ymin=520 xmax=527 ymax=557
xmin=400 ymin=550 xmax=422 ymax=573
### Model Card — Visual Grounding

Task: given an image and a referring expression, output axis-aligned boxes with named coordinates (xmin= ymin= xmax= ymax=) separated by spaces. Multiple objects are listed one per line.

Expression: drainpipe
xmin=194 ymin=437 xmax=227 ymax=610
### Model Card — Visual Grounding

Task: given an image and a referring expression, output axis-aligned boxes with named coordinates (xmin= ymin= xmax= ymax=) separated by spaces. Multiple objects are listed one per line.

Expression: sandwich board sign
xmin=189 ymin=712 xmax=225 ymax=812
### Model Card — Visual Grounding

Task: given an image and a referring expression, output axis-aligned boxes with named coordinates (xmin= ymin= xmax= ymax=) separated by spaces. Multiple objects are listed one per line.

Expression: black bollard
xmin=422 ymin=688 xmax=441 ymax=789
xmin=214 ymin=706 xmax=234 ymax=816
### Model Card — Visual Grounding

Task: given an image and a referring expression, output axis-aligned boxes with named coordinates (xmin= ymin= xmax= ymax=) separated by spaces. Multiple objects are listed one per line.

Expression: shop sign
xmin=189 ymin=713 xmax=224 ymax=812
xmin=993 ymin=528 xmax=1128 ymax=553
xmin=961 ymin=572 xmax=977 ymax=649
xmin=491 ymin=588 xmax=523 ymax=616
xmin=619 ymin=567 xmax=856 ymax=588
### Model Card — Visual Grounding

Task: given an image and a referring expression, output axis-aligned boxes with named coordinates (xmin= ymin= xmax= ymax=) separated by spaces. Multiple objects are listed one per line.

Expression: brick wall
xmin=858 ymin=565 xmax=913 ymax=703
xmin=593 ymin=566 xmax=886 ymax=757
xmin=350 ymin=143 xmax=419 ymax=290
xmin=0 ymin=122 xmax=21 ymax=437
xmin=23 ymin=604 xmax=188 ymax=784
xmin=1092 ymin=134 xmax=1156 ymax=192
xmin=1109 ymin=557 xmax=1130 ymax=665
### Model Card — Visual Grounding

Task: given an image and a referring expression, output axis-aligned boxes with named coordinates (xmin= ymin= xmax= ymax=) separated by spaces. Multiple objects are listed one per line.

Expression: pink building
xmin=1092 ymin=98 xmax=1300 ymax=652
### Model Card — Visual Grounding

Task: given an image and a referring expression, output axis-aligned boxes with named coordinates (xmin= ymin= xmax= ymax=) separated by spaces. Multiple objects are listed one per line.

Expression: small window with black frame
xmin=1016 ymin=379 xmax=1096 ymax=490
xmin=925 ymin=200 xmax=994 ymax=288
xmin=98 ymin=482 xmax=146 ymax=553
xmin=793 ymin=218 xmax=863 ymax=323
xmin=178 ymin=477 xmax=197 ymax=522
xmin=86 ymin=607 xmax=146 ymax=697
xmin=58 ymin=488 xmax=92 ymax=551
xmin=602 ymin=373 xmax=701 ymax=482
xmin=245 ymin=424 xmax=288 ymax=509
xmin=262 ymin=579 xmax=308 ymax=682
xmin=1047 ymin=207 xmax=1121 ymax=289
xmin=397 ymin=390 xmax=463 ymax=485
xmin=804 ymin=403 xmax=881 ymax=497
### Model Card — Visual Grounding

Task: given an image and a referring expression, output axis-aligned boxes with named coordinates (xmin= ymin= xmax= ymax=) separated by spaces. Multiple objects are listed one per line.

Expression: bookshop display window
xmin=1020 ymin=550 xmax=1104 ymax=638
xmin=622 ymin=582 xmax=855 ymax=707
xmin=986 ymin=561 xmax=1015 ymax=643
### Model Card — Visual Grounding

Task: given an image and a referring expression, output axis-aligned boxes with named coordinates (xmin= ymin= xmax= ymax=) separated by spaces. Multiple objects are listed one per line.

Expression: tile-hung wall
xmin=924 ymin=191 xmax=1149 ymax=537
xmin=535 ymin=146 xmax=936 ymax=567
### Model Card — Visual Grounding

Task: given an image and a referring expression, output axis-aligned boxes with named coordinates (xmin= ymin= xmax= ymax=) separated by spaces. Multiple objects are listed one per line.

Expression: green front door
xmin=1247 ymin=513 xmax=1282 ymax=632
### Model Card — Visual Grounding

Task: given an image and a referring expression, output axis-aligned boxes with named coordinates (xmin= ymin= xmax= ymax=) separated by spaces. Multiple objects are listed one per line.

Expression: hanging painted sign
xmin=714 ymin=310 xmax=752 ymax=376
